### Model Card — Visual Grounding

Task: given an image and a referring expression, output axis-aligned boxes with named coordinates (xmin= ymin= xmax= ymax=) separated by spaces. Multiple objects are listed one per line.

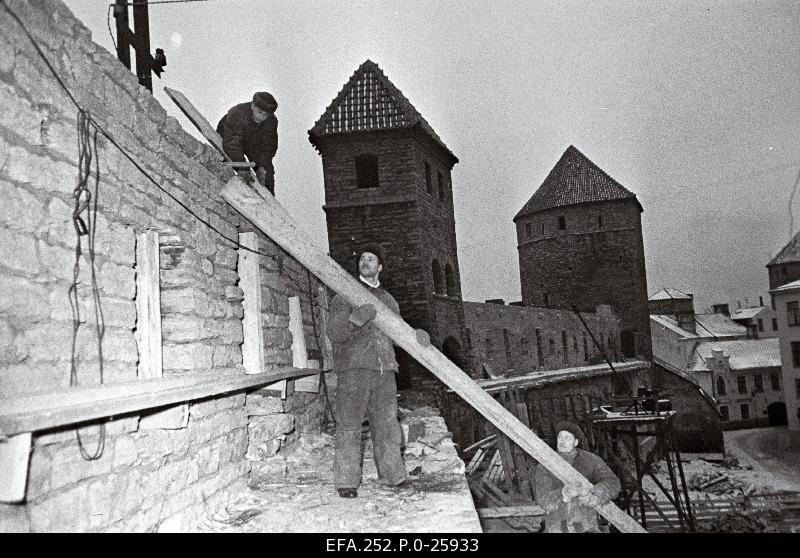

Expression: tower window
xmin=598 ymin=215 xmax=603 ymax=228
xmin=541 ymin=223 xmax=545 ymax=235
xmin=444 ymin=263 xmax=455 ymax=296
xmin=525 ymin=223 xmax=531 ymax=238
xmin=740 ymin=403 xmax=750 ymax=420
xmin=543 ymin=292 xmax=549 ymax=307
xmin=355 ymin=154 xmax=379 ymax=189
xmin=424 ymin=161 xmax=432 ymax=194
xmin=432 ymin=259 xmax=443 ymax=294
xmin=720 ymin=406 xmax=729 ymax=421
xmin=438 ymin=172 xmax=445 ymax=202
xmin=558 ymin=215 xmax=566 ymax=230
xmin=716 ymin=376 xmax=726 ymax=396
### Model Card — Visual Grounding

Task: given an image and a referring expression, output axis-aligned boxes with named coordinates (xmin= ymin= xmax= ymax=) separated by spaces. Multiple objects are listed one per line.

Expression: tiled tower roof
xmin=768 ymin=229 xmax=800 ymax=266
xmin=308 ymin=60 xmax=457 ymax=164
xmin=515 ymin=145 xmax=640 ymax=220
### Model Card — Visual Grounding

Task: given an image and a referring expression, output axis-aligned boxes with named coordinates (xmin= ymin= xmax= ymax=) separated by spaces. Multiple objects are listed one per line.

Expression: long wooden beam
xmin=0 ymin=367 xmax=321 ymax=437
xmin=221 ymin=177 xmax=646 ymax=533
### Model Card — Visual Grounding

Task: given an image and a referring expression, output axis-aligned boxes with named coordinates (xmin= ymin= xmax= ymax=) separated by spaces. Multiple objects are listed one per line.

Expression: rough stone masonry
xmin=0 ymin=0 xmax=327 ymax=532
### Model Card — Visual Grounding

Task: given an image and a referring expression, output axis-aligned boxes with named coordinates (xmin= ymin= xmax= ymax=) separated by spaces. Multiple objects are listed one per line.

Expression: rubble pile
xmin=687 ymin=471 xmax=750 ymax=496
xmin=696 ymin=509 xmax=784 ymax=533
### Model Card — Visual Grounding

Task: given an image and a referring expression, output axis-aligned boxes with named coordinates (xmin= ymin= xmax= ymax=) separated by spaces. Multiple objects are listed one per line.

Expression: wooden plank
xmin=477 ymin=505 xmax=546 ymax=519
xmin=220 ymin=176 xmax=646 ymax=533
xmin=238 ymin=232 xmax=265 ymax=377
xmin=316 ymin=286 xmax=334 ymax=371
xmin=289 ymin=296 xmax=320 ymax=393
xmin=135 ymin=231 xmax=163 ymax=380
xmin=0 ymin=368 xmax=322 ymax=436
xmin=0 ymin=433 xmax=31 ymax=503
xmin=163 ymin=86 xmax=227 ymax=157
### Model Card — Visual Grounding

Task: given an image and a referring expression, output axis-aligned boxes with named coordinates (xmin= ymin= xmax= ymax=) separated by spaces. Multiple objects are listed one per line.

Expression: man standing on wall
xmin=216 ymin=91 xmax=278 ymax=194
xmin=326 ymin=243 xmax=431 ymax=498
xmin=534 ymin=421 xmax=621 ymax=532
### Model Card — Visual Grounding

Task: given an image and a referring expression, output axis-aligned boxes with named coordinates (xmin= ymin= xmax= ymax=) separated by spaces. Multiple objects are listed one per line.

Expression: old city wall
xmin=0 ymin=0 xmax=324 ymax=532
xmin=462 ymin=301 xmax=622 ymax=377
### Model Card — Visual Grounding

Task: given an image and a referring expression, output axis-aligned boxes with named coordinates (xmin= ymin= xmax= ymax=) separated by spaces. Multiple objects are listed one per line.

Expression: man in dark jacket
xmin=326 ymin=243 xmax=430 ymax=498
xmin=534 ymin=421 xmax=621 ymax=532
xmin=216 ymin=91 xmax=278 ymax=194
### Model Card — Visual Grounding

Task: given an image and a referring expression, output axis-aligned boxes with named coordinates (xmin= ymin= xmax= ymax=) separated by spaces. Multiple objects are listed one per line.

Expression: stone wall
xmin=517 ymin=198 xmax=652 ymax=361
xmin=0 ymin=0 xmax=323 ymax=532
xmin=462 ymin=301 xmax=622 ymax=377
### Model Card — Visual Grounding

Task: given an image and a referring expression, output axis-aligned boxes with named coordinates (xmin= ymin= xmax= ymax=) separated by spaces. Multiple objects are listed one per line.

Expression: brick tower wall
xmin=517 ymin=198 xmax=652 ymax=360
xmin=317 ymin=130 xmax=469 ymax=389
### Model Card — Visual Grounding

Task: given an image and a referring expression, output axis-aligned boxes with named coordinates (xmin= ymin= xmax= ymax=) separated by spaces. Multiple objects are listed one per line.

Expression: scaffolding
xmin=591 ymin=402 xmax=695 ymax=532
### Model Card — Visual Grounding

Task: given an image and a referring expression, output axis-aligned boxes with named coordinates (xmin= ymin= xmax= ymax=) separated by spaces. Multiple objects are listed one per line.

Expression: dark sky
xmin=66 ymin=0 xmax=800 ymax=312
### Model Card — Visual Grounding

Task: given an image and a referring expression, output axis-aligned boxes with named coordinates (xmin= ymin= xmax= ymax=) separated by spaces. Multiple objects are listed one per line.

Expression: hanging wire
xmin=68 ymin=109 xmax=107 ymax=460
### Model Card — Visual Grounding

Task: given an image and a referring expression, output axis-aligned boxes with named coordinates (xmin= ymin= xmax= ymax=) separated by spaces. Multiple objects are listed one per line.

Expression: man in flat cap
xmin=326 ymin=243 xmax=431 ymax=498
xmin=216 ymin=91 xmax=278 ymax=194
xmin=534 ymin=420 xmax=620 ymax=532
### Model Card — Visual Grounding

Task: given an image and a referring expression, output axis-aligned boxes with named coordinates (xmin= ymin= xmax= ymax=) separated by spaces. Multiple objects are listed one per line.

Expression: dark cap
xmin=252 ymin=91 xmax=277 ymax=112
xmin=358 ymin=242 xmax=385 ymax=266
xmin=555 ymin=420 xmax=587 ymax=447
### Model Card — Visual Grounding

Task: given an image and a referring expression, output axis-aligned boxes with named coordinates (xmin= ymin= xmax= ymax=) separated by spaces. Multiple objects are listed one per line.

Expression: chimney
xmin=677 ymin=312 xmax=696 ymax=334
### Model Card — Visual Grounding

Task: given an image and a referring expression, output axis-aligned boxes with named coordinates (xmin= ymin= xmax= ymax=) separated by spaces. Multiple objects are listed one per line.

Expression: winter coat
xmin=216 ymin=102 xmax=278 ymax=173
xmin=534 ymin=448 xmax=621 ymax=533
xmin=326 ymin=284 xmax=399 ymax=373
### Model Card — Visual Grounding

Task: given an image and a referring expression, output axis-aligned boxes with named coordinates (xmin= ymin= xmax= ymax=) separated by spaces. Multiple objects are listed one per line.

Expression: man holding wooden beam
xmin=216 ymin=91 xmax=279 ymax=194
xmin=534 ymin=421 xmax=621 ymax=532
xmin=326 ymin=243 xmax=431 ymax=498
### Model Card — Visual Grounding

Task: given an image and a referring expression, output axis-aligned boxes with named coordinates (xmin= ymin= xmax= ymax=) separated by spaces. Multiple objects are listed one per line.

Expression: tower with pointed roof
xmin=309 ymin=60 xmax=470 ymax=388
xmin=514 ymin=145 xmax=652 ymax=360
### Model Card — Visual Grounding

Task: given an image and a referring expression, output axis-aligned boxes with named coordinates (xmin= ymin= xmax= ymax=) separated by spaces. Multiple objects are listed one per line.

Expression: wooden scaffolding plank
xmin=238 ymin=232 xmax=265 ymax=377
xmin=477 ymin=505 xmax=546 ymax=519
xmin=0 ymin=368 xmax=321 ymax=437
xmin=135 ymin=230 xmax=163 ymax=380
xmin=163 ymin=86 xmax=226 ymax=157
xmin=0 ymin=433 xmax=31 ymax=503
xmin=220 ymin=176 xmax=646 ymax=533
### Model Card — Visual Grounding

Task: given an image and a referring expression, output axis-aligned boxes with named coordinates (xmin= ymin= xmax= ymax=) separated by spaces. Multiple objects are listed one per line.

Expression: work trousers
xmin=334 ymin=368 xmax=406 ymax=490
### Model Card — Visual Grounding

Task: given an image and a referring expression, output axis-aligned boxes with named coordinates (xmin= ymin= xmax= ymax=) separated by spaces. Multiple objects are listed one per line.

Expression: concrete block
xmin=0 ymin=227 xmax=40 ymax=275
xmin=28 ymin=483 xmax=90 ymax=532
xmin=245 ymin=392 xmax=284 ymax=415
xmin=0 ymin=503 xmax=30 ymax=533
xmin=248 ymin=414 xmax=294 ymax=443
xmin=0 ymin=180 xmax=44 ymax=232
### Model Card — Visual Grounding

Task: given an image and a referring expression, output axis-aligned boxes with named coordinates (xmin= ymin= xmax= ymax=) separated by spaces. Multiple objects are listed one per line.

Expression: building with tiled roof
xmin=308 ymin=60 xmax=468 ymax=389
xmin=515 ymin=145 xmax=651 ymax=362
xmin=686 ymin=338 xmax=785 ymax=426
xmin=515 ymin=145 xmax=641 ymax=220
xmin=308 ymin=59 xmax=457 ymax=166
xmin=649 ymin=288 xmax=693 ymax=301
xmin=768 ymin=230 xmax=800 ymax=290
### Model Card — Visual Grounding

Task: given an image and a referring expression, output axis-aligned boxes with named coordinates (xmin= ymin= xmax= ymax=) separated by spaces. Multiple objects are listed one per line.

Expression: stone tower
xmin=308 ymin=60 xmax=470 ymax=388
xmin=514 ymin=145 xmax=652 ymax=360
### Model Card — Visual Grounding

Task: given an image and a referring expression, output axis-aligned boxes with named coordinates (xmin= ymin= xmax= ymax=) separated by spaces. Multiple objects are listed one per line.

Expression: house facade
xmin=770 ymin=279 xmax=800 ymax=446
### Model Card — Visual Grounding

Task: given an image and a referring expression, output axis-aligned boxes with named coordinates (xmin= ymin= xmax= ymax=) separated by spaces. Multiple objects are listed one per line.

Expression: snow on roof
xmin=729 ymin=307 xmax=767 ymax=320
xmin=688 ymin=338 xmax=781 ymax=372
xmin=649 ymin=288 xmax=692 ymax=301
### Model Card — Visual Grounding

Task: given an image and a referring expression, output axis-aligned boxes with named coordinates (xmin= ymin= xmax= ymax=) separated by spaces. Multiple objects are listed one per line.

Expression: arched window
xmin=431 ymin=260 xmax=443 ymax=294
xmin=444 ymin=264 xmax=455 ymax=296
xmin=716 ymin=376 xmax=727 ymax=396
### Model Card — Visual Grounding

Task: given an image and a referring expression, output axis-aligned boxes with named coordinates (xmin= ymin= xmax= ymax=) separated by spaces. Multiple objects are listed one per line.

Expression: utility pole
xmin=112 ymin=0 xmax=167 ymax=92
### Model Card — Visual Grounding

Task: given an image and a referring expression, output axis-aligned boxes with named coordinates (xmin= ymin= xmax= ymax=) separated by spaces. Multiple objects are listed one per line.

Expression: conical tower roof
xmin=515 ymin=145 xmax=640 ymax=220
xmin=308 ymin=60 xmax=457 ymax=164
